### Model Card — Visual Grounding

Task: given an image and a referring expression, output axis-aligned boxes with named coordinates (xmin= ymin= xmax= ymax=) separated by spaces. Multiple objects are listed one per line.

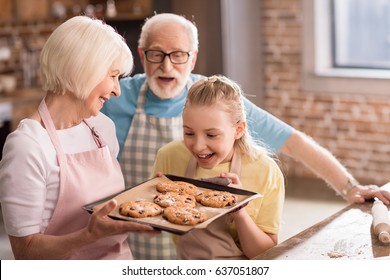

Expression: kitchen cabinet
xmin=0 ymin=0 xmax=13 ymax=22
xmin=0 ymin=0 xmax=152 ymax=22
xmin=15 ymin=0 xmax=51 ymax=21
xmin=89 ymin=0 xmax=153 ymax=20
xmin=0 ymin=0 xmax=154 ymax=88
xmin=0 ymin=0 xmax=86 ymax=22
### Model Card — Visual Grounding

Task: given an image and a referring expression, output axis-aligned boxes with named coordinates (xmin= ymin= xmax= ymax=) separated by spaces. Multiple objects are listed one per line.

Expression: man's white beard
xmin=147 ymin=77 xmax=186 ymax=100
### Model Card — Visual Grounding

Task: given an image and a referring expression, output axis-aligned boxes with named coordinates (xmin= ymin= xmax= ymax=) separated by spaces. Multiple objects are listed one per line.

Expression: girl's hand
xmin=218 ymin=172 xmax=248 ymax=218
xmin=220 ymin=172 xmax=242 ymax=189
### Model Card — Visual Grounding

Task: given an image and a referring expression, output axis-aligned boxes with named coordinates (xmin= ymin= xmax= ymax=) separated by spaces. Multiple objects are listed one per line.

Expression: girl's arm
xmin=230 ymin=209 xmax=277 ymax=259
xmin=221 ymin=172 xmax=278 ymax=259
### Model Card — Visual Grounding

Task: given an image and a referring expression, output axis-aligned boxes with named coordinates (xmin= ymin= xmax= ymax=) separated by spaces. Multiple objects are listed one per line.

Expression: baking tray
xmin=83 ymin=174 xmax=262 ymax=235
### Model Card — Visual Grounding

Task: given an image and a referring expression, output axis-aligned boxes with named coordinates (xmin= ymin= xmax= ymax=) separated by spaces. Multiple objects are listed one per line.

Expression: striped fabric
xmin=120 ymin=82 xmax=185 ymax=260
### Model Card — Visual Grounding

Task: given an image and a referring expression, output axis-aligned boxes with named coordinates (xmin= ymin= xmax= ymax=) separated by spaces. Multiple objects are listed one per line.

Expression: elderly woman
xmin=0 ymin=16 xmax=154 ymax=260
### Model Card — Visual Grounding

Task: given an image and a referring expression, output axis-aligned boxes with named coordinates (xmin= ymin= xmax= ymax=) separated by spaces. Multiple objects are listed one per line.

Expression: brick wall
xmin=261 ymin=0 xmax=390 ymax=185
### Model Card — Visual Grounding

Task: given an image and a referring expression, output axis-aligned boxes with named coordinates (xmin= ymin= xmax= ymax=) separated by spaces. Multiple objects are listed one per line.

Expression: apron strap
xmin=135 ymin=81 xmax=148 ymax=114
xmin=230 ymin=147 xmax=241 ymax=176
xmin=184 ymin=155 xmax=197 ymax=178
xmin=38 ymin=99 xmax=65 ymax=159
xmin=39 ymin=98 xmax=107 ymax=151
xmin=38 ymin=98 xmax=68 ymax=217
xmin=83 ymin=120 xmax=106 ymax=148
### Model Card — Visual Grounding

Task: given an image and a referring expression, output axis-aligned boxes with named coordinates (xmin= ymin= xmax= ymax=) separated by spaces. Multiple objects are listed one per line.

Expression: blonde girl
xmin=152 ymin=75 xmax=285 ymax=259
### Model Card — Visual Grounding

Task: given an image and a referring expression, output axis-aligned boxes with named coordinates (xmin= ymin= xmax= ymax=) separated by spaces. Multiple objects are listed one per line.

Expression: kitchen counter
xmin=0 ymin=88 xmax=44 ymax=130
xmin=0 ymin=87 xmax=44 ymax=103
xmin=254 ymin=199 xmax=390 ymax=260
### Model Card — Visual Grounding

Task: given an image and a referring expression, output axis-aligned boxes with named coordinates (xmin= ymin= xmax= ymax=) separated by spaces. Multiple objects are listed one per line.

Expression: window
xmin=333 ymin=0 xmax=390 ymax=70
xmin=302 ymin=0 xmax=390 ymax=95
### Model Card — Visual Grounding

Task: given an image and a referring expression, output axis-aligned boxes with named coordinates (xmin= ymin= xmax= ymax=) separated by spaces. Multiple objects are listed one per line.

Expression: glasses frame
xmin=143 ymin=50 xmax=192 ymax=64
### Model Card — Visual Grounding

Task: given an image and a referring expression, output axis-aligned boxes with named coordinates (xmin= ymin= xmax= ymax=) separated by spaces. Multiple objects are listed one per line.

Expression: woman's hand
xmin=87 ymin=199 xmax=158 ymax=241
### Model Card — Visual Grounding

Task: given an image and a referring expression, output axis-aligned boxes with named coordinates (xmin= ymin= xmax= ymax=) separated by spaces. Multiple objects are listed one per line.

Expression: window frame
xmin=302 ymin=0 xmax=390 ymax=95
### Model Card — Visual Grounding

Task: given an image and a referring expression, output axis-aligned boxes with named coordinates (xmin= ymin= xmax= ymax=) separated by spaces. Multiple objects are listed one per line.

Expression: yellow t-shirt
xmin=151 ymin=140 xmax=285 ymax=239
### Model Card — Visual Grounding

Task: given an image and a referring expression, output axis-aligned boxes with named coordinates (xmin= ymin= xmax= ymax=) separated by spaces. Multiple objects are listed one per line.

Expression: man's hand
xmin=348 ymin=185 xmax=390 ymax=205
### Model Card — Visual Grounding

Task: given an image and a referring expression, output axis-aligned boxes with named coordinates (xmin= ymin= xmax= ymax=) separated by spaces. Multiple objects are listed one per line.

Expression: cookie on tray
xmin=119 ymin=201 xmax=163 ymax=218
xmin=196 ymin=190 xmax=238 ymax=208
xmin=163 ymin=206 xmax=207 ymax=225
xmin=163 ymin=206 xmax=207 ymax=226
xmin=156 ymin=180 xmax=198 ymax=195
xmin=154 ymin=192 xmax=196 ymax=208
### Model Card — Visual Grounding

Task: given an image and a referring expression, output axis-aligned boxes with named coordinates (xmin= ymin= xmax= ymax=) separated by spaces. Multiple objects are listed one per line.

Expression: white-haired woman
xmin=0 ymin=16 xmax=154 ymax=260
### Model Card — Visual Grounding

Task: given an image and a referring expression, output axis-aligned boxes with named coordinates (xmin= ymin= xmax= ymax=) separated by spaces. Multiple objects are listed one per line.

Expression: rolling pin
xmin=371 ymin=200 xmax=390 ymax=243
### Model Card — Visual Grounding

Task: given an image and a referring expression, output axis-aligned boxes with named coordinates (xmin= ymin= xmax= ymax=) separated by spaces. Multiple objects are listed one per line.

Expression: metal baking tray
xmin=83 ymin=174 xmax=262 ymax=235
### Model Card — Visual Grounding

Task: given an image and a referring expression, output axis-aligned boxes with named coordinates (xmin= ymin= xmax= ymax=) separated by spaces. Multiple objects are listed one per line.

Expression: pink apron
xmin=39 ymin=99 xmax=132 ymax=260
xmin=177 ymin=147 xmax=247 ymax=260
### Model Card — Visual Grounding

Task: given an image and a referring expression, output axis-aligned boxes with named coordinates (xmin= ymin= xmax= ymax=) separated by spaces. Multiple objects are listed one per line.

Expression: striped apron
xmin=120 ymin=80 xmax=192 ymax=259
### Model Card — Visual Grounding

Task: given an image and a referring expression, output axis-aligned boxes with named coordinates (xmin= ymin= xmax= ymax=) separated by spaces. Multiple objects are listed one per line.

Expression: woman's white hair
xmin=40 ymin=16 xmax=133 ymax=99
xmin=138 ymin=13 xmax=199 ymax=51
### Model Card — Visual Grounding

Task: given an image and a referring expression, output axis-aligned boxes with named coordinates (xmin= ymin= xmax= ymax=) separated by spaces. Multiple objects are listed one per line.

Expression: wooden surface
xmin=16 ymin=0 xmax=50 ymax=21
xmin=254 ymin=201 xmax=390 ymax=260
xmin=0 ymin=0 xmax=13 ymax=22
xmin=0 ymin=88 xmax=44 ymax=130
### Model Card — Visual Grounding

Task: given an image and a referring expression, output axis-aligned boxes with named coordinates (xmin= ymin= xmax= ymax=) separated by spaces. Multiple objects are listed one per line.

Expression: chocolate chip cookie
xmin=119 ymin=201 xmax=163 ymax=218
xmin=163 ymin=206 xmax=207 ymax=225
xmin=196 ymin=190 xmax=238 ymax=208
xmin=154 ymin=192 xmax=196 ymax=208
xmin=156 ymin=181 xmax=198 ymax=195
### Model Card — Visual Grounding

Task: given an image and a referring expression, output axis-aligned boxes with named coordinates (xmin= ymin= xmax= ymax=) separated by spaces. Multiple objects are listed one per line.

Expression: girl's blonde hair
xmin=40 ymin=16 xmax=133 ymax=99
xmin=185 ymin=75 xmax=268 ymax=160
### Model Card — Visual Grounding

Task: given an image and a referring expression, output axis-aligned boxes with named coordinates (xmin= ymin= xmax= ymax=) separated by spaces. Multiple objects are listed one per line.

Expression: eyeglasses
xmin=144 ymin=50 xmax=192 ymax=64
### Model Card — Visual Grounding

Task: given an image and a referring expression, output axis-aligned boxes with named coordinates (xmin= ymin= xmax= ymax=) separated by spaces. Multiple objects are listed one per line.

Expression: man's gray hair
xmin=138 ymin=13 xmax=199 ymax=51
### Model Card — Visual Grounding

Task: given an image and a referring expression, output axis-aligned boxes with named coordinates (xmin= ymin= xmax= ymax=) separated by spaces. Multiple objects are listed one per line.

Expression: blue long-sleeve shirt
xmin=101 ymin=73 xmax=293 ymax=158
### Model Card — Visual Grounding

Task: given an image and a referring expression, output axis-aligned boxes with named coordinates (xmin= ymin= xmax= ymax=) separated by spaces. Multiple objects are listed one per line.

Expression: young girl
xmin=151 ymin=75 xmax=285 ymax=260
